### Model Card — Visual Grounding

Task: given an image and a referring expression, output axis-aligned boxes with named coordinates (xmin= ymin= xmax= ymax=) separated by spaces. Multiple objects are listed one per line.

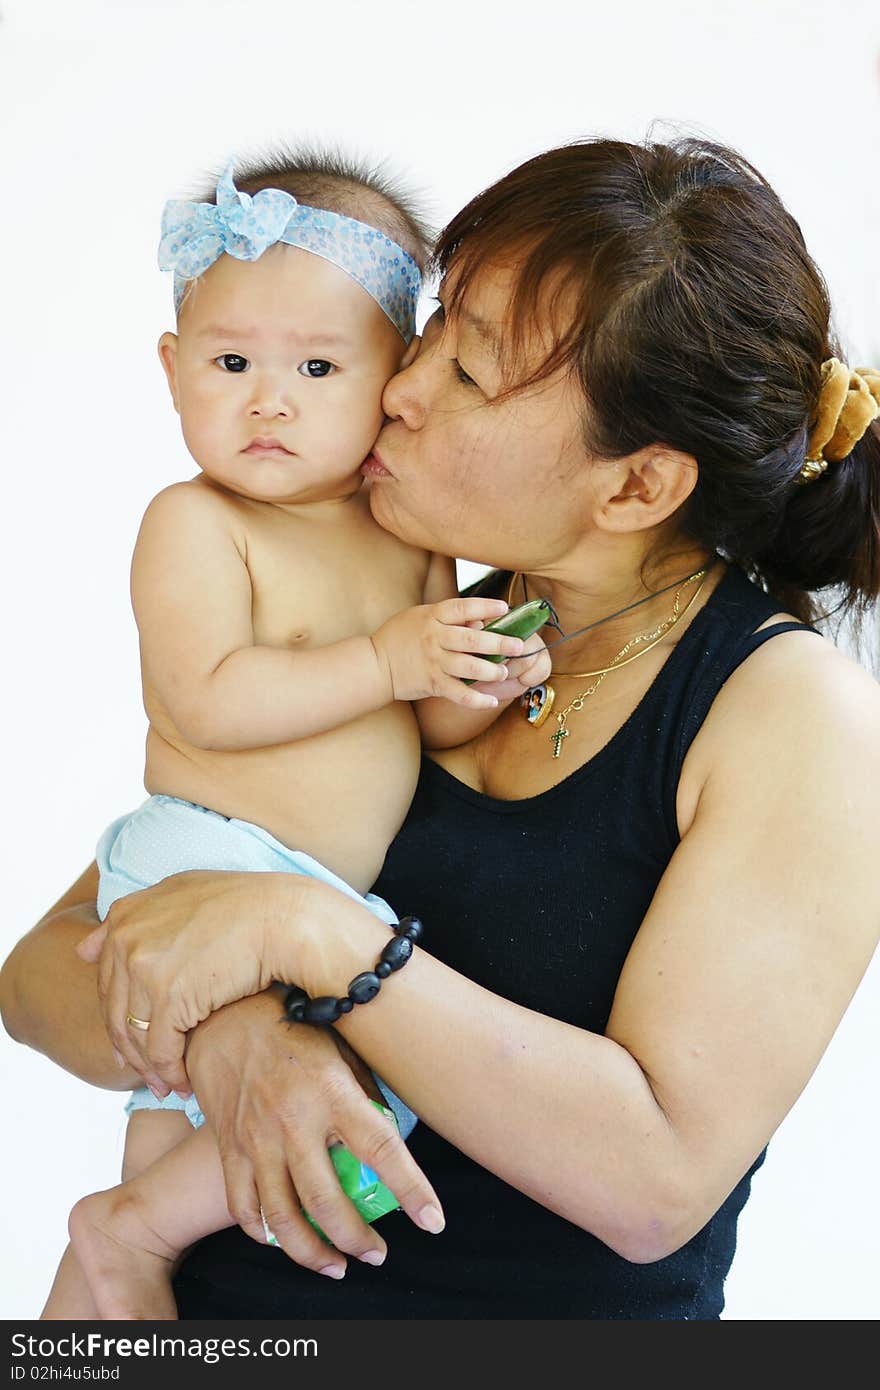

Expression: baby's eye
xmin=297 ymin=359 xmax=336 ymax=378
xmin=215 ymin=354 xmax=249 ymax=373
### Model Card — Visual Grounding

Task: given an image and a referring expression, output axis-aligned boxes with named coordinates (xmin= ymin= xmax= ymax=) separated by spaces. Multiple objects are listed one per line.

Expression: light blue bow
xmin=158 ymin=163 xmax=420 ymax=341
xmin=159 ymin=166 xmax=298 ymax=279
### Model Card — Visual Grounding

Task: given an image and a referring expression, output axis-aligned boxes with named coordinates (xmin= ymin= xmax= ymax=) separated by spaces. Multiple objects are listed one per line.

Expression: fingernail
xmin=112 ymin=1049 xmax=125 ymax=1069
xmin=418 ymin=1204 xmax=445 ymax=1233
xmin=359 ymin=1249 xmax=386 ymax=1266
xmin=320 ymin=1264 xmax=346 ymax=1279
xmin=148 ymin=1084 xmax=169 ymax=1099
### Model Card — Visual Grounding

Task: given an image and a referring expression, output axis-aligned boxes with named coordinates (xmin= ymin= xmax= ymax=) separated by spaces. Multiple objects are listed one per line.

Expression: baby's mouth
xmin=244 ymin=436 xmax=294 ymax=454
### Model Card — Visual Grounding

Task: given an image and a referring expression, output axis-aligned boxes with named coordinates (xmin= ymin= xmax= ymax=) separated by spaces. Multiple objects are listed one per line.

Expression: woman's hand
xmin=185 ymin=990 xmax=445 ymax=1275
xmin=76 ymin=869 xmax=301 ymax=1095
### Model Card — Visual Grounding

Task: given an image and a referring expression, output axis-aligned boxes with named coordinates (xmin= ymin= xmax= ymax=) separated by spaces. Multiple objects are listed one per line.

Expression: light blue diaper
xmin=96 ymin=795 xmax=417 ymax=1140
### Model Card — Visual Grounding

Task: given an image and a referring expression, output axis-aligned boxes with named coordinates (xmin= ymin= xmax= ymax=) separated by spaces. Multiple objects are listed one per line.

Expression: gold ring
xmin=126 ymin=1013 xmax=151 ymax=1032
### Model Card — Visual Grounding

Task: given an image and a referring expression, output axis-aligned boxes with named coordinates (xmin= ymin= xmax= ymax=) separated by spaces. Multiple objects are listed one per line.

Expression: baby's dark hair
xmin=201 ymin=143 xmax=433 ymax=271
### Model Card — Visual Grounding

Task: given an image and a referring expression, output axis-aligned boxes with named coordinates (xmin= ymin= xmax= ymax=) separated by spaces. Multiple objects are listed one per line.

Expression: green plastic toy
xmin=262 ymin=1099 xmax=401 ymax=1247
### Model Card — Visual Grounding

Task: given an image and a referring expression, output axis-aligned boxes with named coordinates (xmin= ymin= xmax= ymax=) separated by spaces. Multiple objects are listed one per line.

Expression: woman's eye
xmin=215 ymin=353 xmax=249 ymax=373
xmin=298 ymin=359 xmax=335 ymax=378
xmin=453 ymin=360 xmax=477 ymax=387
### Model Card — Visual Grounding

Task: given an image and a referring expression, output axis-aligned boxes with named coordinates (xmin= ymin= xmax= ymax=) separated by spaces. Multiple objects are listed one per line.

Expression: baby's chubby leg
xmin=41 ymin=1111 xmax=191 ymax=1320
xmin=67 ymin=1113 xmax=230 ymax=1321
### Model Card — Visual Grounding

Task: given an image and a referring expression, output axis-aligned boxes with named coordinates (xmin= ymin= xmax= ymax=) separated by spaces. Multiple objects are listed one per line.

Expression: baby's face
xmin=158 ymin=245 xmax=406 ymax=505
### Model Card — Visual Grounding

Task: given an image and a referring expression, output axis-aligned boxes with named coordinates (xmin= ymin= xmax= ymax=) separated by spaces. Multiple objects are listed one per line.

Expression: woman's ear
xmin=157 ymin=332 xmax=180 ymax=413
xmin=595 ymin=446 xmax=699 ymax=534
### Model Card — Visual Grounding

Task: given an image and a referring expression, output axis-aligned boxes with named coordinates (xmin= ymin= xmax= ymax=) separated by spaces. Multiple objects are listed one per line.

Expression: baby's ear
xmin=398 ymin=334 xmax=421 ymax=371
xmin=157 ymin=331 xmax=180 ymax=413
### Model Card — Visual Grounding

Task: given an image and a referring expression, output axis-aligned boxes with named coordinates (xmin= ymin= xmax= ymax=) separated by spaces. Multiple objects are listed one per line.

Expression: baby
xmin=40 ymin=149 xmax=549 ymax=1321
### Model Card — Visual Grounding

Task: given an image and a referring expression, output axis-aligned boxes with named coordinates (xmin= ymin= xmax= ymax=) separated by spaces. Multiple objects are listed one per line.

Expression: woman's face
xmin=365 ymin=260 xmax=597 ymax=572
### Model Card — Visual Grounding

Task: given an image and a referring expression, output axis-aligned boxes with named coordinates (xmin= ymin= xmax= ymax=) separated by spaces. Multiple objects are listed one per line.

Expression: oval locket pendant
xmin=520 ymin=682 xmax=555 ymax=728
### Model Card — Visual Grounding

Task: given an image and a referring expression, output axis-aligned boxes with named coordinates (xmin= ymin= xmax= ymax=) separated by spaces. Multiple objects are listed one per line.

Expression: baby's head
xmin=157 ymin=147 xmax=431 ymax=505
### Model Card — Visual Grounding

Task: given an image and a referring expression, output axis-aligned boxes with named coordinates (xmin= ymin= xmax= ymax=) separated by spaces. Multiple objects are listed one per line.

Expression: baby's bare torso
xmin=143 ymin=483 xmax=428 ymax=895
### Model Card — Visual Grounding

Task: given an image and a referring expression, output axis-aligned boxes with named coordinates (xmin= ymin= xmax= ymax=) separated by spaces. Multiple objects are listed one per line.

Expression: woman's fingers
xmin=353 ymin=1110 xmax=445 ymax=1236
xmin=97 ymin=944 xmax=172 ymax=1096
xmin=281 ymin=1130 xmax=387 ymax=1268
xmin=186 ymin=992 xmax=447 ymax=1274
xmin=76 ymin=924 xmax=108 ymax=963
xmin=251 ymin=1149 xmax=348 ymax=1278
xmin=220 ymin=1148 xmax=268 ymax=1249
xmin=142 ymin=1012 xmax=191 ymax=1096
xmin=99 ymin=950 xmax=148 ymax=1081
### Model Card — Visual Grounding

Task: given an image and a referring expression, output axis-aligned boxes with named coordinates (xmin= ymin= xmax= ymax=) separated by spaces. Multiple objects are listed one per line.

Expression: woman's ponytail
xmin=750 ymin=364 xmax=878 ymax=631
xmin=749 ymin=389 xmax=880 ymax=629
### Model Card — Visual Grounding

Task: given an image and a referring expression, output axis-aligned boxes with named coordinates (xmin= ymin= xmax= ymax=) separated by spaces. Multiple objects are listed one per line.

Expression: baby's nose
xmin=248 ymin=379 xmax=294 ymax=418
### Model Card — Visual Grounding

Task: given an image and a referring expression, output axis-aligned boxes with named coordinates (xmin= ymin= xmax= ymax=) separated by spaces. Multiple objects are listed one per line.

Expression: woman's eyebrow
xmin=460 ymin=312 xmax=501 ymax=355
xmin=435 ymin=292 xmax=500 ymax=355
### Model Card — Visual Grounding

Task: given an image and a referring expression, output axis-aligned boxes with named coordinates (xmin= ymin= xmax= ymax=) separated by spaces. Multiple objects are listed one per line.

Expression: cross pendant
xmin=550 ymin=725 xmax=570 ymax=759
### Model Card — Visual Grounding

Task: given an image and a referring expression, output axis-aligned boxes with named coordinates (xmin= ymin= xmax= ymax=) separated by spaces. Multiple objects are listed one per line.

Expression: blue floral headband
xmin=158 ymin=163 xmax=421 ymax=342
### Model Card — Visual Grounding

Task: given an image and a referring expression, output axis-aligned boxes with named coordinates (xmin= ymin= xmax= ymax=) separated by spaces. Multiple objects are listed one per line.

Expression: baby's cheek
xmin=180 ymin=414 xmax=228 ymax=472
xmin=333 ymin=389 xmax=386 ymax=454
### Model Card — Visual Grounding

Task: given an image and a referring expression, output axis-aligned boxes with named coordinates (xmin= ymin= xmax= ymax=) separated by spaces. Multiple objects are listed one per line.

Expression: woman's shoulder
xmin=692 ymin=609 xmax=879 ymax=778
xmin=733 ymin=607 xmax=878 ymax=713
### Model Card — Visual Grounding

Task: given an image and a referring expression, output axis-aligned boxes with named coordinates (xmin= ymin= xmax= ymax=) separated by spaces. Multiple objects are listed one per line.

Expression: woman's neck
xmin=516 ymin=540 xmax=721 ymax=673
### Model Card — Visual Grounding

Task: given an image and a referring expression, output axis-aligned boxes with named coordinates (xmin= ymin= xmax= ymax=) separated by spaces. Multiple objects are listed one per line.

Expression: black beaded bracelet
xmin=283 ymin=915 xmax=423 ymax=1025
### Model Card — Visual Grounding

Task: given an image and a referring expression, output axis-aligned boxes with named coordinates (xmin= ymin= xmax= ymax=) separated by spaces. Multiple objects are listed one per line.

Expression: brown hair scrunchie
xmin=801 ymin=358 xmax=880 ymax=483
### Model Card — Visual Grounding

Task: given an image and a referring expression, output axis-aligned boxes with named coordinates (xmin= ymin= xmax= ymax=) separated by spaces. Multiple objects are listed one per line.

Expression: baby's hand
xmin=372 ymin=598 xmax=526 ymax=709
xmin=466 ymin=629 xmax=553 ymax=704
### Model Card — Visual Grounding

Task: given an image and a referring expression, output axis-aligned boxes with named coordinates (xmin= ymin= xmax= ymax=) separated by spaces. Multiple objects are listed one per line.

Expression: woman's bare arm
xmin=0 ymin=862 xmax=144 ymax=1088
xmin=289 ymin=635 xmax=880 ymax=1262
xmin=0 ymin=864 xmax=446 ymax=1271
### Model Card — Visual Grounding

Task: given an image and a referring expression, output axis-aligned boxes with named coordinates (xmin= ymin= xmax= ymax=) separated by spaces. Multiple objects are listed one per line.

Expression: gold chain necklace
xmin=512 ymin=568 xmax=709 ymax=756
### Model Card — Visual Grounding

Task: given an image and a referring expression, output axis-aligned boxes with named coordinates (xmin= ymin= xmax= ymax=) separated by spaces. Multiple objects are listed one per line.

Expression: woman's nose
xmin=382 ymin=336 xmax=429 ymax=430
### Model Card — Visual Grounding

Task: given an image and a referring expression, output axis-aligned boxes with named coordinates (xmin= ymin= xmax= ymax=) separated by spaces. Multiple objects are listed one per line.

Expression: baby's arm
xmin=134 ymin=484 xmax=526 ymax=750
xmin=133 ymin=482 xmax=404 ymax=750
xmin=413 ymin=554 xmax=552 ymax=750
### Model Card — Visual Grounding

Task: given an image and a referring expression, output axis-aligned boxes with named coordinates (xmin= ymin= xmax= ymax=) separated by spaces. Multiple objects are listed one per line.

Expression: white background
xmin=1 ymin=0 xmax=878 ymax=1321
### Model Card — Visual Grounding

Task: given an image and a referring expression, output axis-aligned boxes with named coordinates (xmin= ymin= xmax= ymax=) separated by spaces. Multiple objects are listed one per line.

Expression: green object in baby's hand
xmin=463 ymin=597 xmax=557 ymax=684
xmin=262 ymin=1100 xmax=401 ymax=1247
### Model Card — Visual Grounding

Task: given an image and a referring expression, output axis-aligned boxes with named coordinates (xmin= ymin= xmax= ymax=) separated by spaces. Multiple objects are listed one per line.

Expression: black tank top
xmin=174 ymin=563 xmax=817 ymax=1320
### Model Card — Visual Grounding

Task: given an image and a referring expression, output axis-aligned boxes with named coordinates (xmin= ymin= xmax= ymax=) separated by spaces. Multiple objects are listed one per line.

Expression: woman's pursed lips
xmin=361 ymin=450 xmax=393 ymax=477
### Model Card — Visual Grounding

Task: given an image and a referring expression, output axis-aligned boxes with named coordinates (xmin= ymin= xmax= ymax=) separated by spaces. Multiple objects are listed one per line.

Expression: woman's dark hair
xmin=434 ymin=138 xmax=880 ymax=629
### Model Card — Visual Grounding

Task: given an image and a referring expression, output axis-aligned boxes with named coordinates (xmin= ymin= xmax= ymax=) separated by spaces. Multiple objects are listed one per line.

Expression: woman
xmin=3 ymin=136 xmax=879 ymax=1319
